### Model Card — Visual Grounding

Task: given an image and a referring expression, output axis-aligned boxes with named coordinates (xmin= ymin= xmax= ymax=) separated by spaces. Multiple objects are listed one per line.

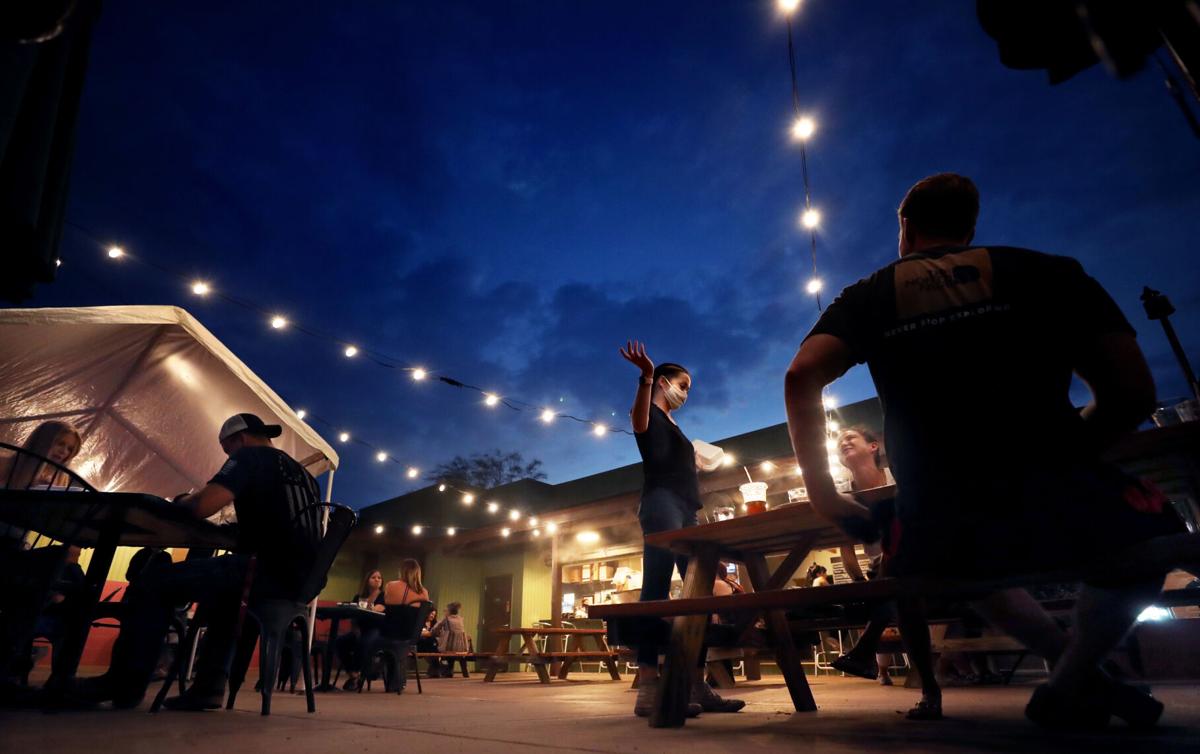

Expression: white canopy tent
xmin=0 ymin=305 xmax=338 ymax=497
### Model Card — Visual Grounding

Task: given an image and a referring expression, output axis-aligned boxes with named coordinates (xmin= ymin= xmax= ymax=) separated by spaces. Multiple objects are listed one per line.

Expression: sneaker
xmin=879 ymin=673 xmax=893 ymax=686
xmin=633 ymin=678 xmax=701 ymax=718
xmin=690 ymin=680 xmax=745 ymax=713
xmin=832 ymin=653 xmax=878 ymax=680
xmin=907 ymin=696 xmax=944 ymax=721
xmin=161 ymin=689 xmax=223 ymax=711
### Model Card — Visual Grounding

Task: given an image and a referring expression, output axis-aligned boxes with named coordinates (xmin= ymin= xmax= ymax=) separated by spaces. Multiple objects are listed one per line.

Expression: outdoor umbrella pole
xmin=1142 ymin=287 xmax=1200 ymax=401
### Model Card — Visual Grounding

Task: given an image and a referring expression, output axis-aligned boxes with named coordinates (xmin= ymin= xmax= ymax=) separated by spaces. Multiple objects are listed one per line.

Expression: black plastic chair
xmin=361 ymin=601 xmax=434 ymax=695
xmin=223 ymin=503 xmax=356 ymax=715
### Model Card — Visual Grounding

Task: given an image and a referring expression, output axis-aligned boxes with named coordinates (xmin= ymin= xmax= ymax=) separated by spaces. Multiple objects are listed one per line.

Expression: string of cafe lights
xmin=779 ymin=0 xmax=826 ymax=309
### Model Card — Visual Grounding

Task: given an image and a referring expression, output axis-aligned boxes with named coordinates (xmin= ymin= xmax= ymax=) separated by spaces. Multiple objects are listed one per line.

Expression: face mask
xmin=660 ymin=378 xmax=688 ymax=410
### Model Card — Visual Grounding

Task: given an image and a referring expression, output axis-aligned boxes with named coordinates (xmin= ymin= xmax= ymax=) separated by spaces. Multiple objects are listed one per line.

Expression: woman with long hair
xmin=385 ymin=558 xmax=430 ymax=606
xmin=337 ymin=569 xmax=385 ymax=690
xmin=1 ymin=420 xmax=83 ymax=492
xmin=619 ymin=340 xmax=742 ymax=717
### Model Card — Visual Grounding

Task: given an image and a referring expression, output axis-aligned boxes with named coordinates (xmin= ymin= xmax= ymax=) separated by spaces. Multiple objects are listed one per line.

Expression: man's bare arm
xmin=177 ymin=483 xmax=235 ymax=520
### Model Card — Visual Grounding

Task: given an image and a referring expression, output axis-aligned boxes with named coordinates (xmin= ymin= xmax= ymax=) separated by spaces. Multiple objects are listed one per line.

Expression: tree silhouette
xmin=428 ymin=449 xmax=546 ymax=490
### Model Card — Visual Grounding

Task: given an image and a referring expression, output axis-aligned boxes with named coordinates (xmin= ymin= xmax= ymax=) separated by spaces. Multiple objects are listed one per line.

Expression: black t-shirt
xmin=806 ymin=245 xmax=1134 ymax=525
xmin=635 ymin=404 xmax=702 ymax=510
xmin=210 ymin=445 xmax=322 ymax=595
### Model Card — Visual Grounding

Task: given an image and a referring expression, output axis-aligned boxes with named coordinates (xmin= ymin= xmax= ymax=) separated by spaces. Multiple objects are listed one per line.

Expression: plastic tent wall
xmin=0 ymin=306 xmax=338 ymax=496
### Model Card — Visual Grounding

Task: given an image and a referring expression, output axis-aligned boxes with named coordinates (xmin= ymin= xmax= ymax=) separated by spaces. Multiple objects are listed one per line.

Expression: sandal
xmin=906 ymin=697 xmax=944 ymax=720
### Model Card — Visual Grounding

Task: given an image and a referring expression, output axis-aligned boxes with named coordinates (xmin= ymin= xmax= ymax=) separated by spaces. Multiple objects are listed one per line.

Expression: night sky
xmin=26 ymin=1 xmax=1200 ymax=509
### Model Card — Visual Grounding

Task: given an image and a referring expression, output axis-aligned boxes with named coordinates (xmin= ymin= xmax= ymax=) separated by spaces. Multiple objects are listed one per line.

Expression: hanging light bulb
xmin=805 ymin=278 xmax=823 ymax=295
xmin=508 ymin=509 xmax=521 ymax=521
xmin=411 ymin=368 xmax=427 ymax=381
xmin=546 ymin=522 xmax=558 ymax=534
xmin=823 ymin=395 xmax=838 ymax=410
xmin=374 ymin=524 xmax=385 ymax=535
xmin=528 ymin=517 xmax=539 ymax=527
xmin=760 ymin=461 xmax=775 ymax=472
xmin=722 ymin=454 xmax=737 ymax=467
xmin=592 ymin=423 xmax=607 ymax=437
xmin=501 ymin=527 xmax=511 ymax=538
xmin=343 ymin=345 xmax=359 ymax=358
xmin=828 ymin=420 xmax=840 ymax=433
xmin=376 ymin=451 xmax=388 ymax=463
xmin=540 ymin=409 xmax=556 ymax=424
xmin=296 ymin=409 xmax=307 ymax=420
xmin=270 ymin=315 xmax=289 ymax=330
xmin=801 ymin=208 xmax=821 ymax=229
xmin=338 ymin=432 xmax=350 ymax=443
xmin=107 ymin=246 xmax=125 ymax=259
xmin=790 ymin=116 xmax=816 ymax=141
xmin=486 ymin=501 xmax=499 ymax=514
xmin=484 ymin=393 xmax=500 ymax=407
xmin=462 ymin=493 xmax=475 ymax=505
xmin=532 ymin=528 xmax=541 ymax=537
xmin=412 ymin=524 xmax=423 ymax=535
xmin=778 ymin=0 xmax=802 ymax=13
xmin=447 ymin=527 xmax=456 ymax=536
xmin=438 ymin=484 xmax=447 ymax=492
xmin=406 ymin=467 xmax=419 ymax=479
xmin=191 ymin=281 xmax=211 ymax=296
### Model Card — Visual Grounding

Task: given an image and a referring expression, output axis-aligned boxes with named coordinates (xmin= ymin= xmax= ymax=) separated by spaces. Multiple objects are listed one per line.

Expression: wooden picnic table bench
xmin=414 ymin=651 xmax=488 ymax=677
xmin=483 ymin=626 xmax=621 ymax=683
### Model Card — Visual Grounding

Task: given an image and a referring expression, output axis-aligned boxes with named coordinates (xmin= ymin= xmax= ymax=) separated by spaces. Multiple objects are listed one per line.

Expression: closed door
xmin=482 ymin=574 xmax=513 ymax=654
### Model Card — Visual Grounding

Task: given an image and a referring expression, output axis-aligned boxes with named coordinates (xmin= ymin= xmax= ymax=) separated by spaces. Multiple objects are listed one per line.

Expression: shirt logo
xmin=894 ymin=247 xmax=994 ymax=320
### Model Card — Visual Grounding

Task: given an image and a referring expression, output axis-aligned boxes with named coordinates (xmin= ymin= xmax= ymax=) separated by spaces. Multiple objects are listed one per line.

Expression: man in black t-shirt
xmin=78 ymin=413 xmax=322 ymax=711
xmin=784 ymin=173 xmax=1181 ymax=727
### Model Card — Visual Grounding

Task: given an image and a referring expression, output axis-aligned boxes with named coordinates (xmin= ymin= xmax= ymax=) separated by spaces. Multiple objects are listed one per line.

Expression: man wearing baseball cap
xmin=76 ymin=413 xmax=322 ymax=711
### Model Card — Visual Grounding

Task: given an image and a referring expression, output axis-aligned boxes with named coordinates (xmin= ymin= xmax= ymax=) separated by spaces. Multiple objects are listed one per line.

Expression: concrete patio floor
xmin=3 ymin=672 xmax=1198 ymax=753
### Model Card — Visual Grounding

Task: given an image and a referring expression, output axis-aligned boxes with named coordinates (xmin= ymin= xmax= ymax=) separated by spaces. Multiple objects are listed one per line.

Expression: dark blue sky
xmin=30 ymin=1 xmax=1200 ymax=508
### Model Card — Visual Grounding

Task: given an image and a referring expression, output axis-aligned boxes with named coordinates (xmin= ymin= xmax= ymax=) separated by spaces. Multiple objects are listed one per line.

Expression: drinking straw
xmin=743 ymin=467 xmax=754 ymax=484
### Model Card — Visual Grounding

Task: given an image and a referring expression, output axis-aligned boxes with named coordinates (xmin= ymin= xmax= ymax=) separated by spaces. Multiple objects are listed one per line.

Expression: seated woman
xmin=336 ymin=570 xmax=385 ymax=691
xmin=384 ymin=558 xmax=430 ymax=606
xmin=417 ymin=608 xmax=440 ymax=676
xmin=431 ymin=602 xmax=469 ymax=677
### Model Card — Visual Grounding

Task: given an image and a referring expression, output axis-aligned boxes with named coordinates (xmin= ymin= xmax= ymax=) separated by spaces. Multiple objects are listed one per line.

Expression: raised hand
xmin=619 ymin=340 xmax=654 ymax=378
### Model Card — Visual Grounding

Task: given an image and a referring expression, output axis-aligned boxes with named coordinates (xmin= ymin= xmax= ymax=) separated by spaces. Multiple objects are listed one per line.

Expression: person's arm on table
xmin=175 ymin=483 xmax=234 ymax=520
xmin=1074 ymin=332 xmax=1156 ymax=453
xmin=784 ymin=333 xmax=873 ymax=529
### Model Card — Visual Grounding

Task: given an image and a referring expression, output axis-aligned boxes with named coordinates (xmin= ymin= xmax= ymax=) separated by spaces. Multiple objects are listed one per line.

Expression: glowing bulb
xmin=593 ymin=424 xmax=607 ymax=437
xmin=722 ymin=454 xmax=736 ymax=467
xmin=546 ymin=522 xmax=558 ymax=534
xmin=411 ymin=368 xmax=427 ymax=381
xmin=823 ymin=395 xmax=838 ymax=410
xmin=55 ymin=259 xmax=62 ymax=267
xmin=462 ymin=493 xmax=475 ymax=505
xmin=806 ymin=278 xmax=823 ymax=295
xmin=374 ymin=524 xmax=384 ymax=535
xmin=501 ymin=527 xmax=511 ymax=538
xmin=576 ymin=531 xmax=601 ymax=545
xmin=411 ymin=525 xmax=423 ymax=535
xmin=271 ymin=315 xmax=288 ymax=330
xmin=447 ymin=527 xmax=456 ymax=536
xmin=825 ymin=438 xmax=837 ymax=451
xmin=405 ymin=467 xmax=418 ymax=479
xmin=760 ymin=461 xmax=775 ymax=472
xmin=344 ymin=345 xmax=358 ymax=358
xmin=778 ymin=0 xmax=802 ymax=13
xmin=801 ymin=208 xmax=821 ymax=229
xmin=191 ymin=281 xmax=211 ymax=296
xmin=540 ymin=409 xmax=556 ymax=424
xmin=791 ymin=116 xmax=816 ymax=141
xmin=438 ymin=484 xmax=446 ymax=492
xmin=484 ymin=393 xmax=500 ymax=407
xmin=107 ymin=246 xmax=125 ymax=259
xmin=828 ymin=421 xmax=840 ymax=432
xmin=376 ymin=451 xmax=388 ymax=463
xmin=532 ymin=528 xmax=541 ymax=537
xmin=509 ymin=509 xmax=521 ymax=521
xmin=296 ymin=409 xmax=307 ymax=420
xmin=487 ymin=501 xmax=499 ymax=514
xmin=528 ymin=517 xmax=539 ymax=527
xmin=795 ymin=465 xmax=804 ymax=476
xmin=338 ymin=432 xmax=350 ymax=443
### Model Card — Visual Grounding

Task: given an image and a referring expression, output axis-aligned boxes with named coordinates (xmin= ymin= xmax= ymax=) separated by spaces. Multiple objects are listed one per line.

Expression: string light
xmin=447 ymin=527 xmax=456 ymax=536
xmin=528 ymin=516 xmax=539 ymax=527
xmin=270 ymin=315 xmax=288 ymax=330
xmin=790 ymin=116 xmax=816 ymax=141
xmin=376 ymin=451 xmax=388 ymax=463
xmin=508 ymin=509 xmax=521 ymax=521
xmin=191 ymin=281 xmax=211 ymax=296
xmin=406 ymin=467 xmax=420 ymax=479
xmin=546 ymin=522 xmax=558 ymax=534
xmin=805 ymin=278 xmax=823 ymax=295
xmin=374 ymin=524 xmax=384 ymax=535
xmin=411 ymin=368 xmax=427 ymax=381
xmin=412 ymin=524 xmax=422 ymax=535
xmin=801 ymin=208 xmax=821 ymax=229
xmin=107 ymin=246 xmax=125 ymax=259
xmin=760 ymin=461 xmax=775 ymax=472
xmin=825 ymin=438 xmax=837 ymax=451
xmin=501 ymin=527 xmax=511 ymax=538
xmin=828 ymin=421 xmax=840 ymax=433
xmin=532 ymin=528 xmax=541 ymax=537
xmin=592 ymin=423 xmax=607 ymax=437
xmin=438 ymin=484 xmax=447 ymax=492
xmin=540 ymin=409 xmax=556 ymax=424
xmin=343 ymin=345 xmax=359 ymax=358
xmin=296 ymin=409 xmax=307 ymax=420
xmin=722 ymin=454 xmax=737 ymax=467
xmin=484 ymin=393 xmax=500 ymax=407
xmin=55 ymin=259 xmax=62 ymax=267
xmin=778 ymin=0 xmax=802 ymax=13
xmin=823 ymin=395 xmax=838 ymax=410
xmin=462 ymin=493 xmax=475 ymax=505
xmin=338 ymin=431 xmax=350 ymax=443
xmin=487 ymin=501 xmax=500 ymax=514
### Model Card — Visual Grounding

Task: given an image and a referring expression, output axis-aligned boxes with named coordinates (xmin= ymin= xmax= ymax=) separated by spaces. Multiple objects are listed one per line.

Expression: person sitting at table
xmin=418 ymin=607 xmax=440 ymax=677
xmin=806 ymin=563 xmax=832 ymax=587
xmin=385 ymin=558 xmax=430 ymax=606
xmin=336 ymin=569 xmax=386 ymax=691
xmin=74 ymin=412 xmax=324 ymax=711
xmin=619 ymin=342 xmax=744 ymax=717
xmin=431 ymin=602 xmax=470 ymax=677
xmin=784 ymin=172 xmax=1185 ymax=728
xmin=0 ymin=421 xmax=85 ymax=694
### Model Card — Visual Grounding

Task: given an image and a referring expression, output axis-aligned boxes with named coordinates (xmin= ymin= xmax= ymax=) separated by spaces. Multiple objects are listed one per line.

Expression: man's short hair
xmin=897 ymin=173 xmax=979 ymax=240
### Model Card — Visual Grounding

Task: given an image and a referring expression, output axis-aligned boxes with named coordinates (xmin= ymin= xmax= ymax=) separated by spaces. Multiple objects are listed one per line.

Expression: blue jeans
xmin=637 ymin=488 xmax=697 ymax=665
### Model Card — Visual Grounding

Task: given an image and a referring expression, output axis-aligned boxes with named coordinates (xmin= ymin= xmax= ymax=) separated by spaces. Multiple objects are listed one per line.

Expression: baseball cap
xmin=219 ymin=413 xmax=283 ymax=442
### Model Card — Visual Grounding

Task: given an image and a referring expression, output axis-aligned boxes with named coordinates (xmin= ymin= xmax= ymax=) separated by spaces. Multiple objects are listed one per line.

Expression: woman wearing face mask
xmin=618 ymin=341 xmax=743 ymax=718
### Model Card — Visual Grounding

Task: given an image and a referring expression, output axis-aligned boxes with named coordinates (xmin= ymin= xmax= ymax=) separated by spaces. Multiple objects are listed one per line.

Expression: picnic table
xmin=313 ymin=603 xmax=383 ymax=691
xmin=0 ymin=489 xmax=238 ymax=687
xmin=483 ymin=626 xmax=621 ymax=683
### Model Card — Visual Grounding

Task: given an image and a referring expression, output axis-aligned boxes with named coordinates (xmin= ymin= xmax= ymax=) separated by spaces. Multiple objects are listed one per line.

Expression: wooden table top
xmin=493 ymin=626 xmax=607 ymax=636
